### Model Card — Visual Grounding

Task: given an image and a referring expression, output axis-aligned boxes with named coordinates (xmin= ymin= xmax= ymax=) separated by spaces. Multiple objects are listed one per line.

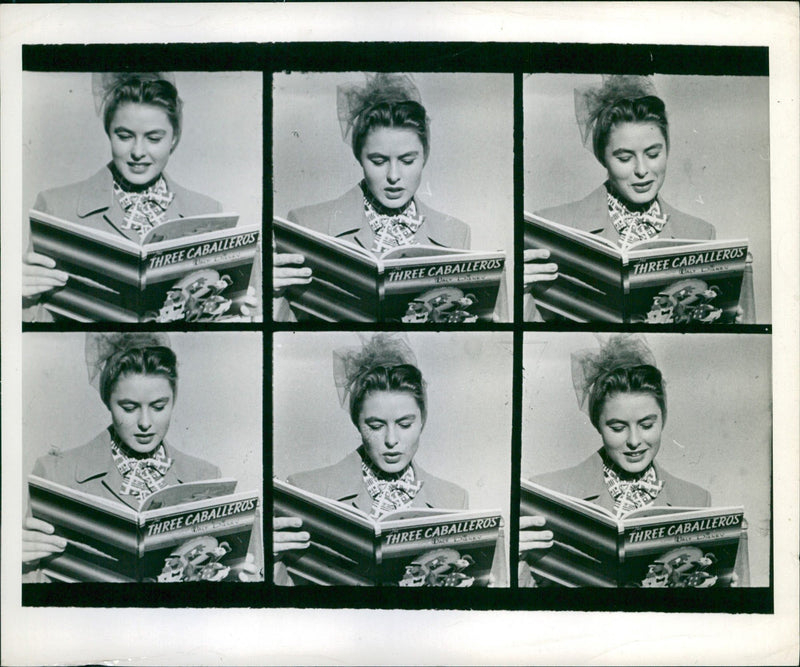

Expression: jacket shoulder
xmin=528 ymin=453 xmax=602 ymax=499
xmin=33 ymin=178 xmax=92 ymax=217
xmin=286 ymin=460 xmax=344 ymax=498
xmin=535 ymin=187 xmax=607 ymax=231
xmin=416 ymin=464 xmax=469 ymax=510
xmin=30 ymin=433 xmax=109 ymax=487
xmin=167 ymin=178 xmax=223 ymax=217
xmin=169 ymin=445 xmax=222 ymax=482
xmin=658 ymin=465 xmax=711 ymax=507
xmin=417 ymin=201 xmax=472 ymax=249
xmin=660 ymin=201 xmax=716 ymax=240
xmin=287 ymin=187 xmax=362 ymax=236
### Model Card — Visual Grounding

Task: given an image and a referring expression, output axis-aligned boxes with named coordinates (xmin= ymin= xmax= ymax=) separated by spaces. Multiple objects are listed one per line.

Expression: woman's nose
xmin=385 ymin=425 xmax=399 ymax=447
xmin=633 ymin=157 xmax=648 ymax=177
xmin=131 ymin=138 xmax=146 ymax=159
xmin=386 ymin=161 xmax=400 ymax=183
xmin=138 ymin=409 xmax=152 ymax=430
xmin=627 ymin=428 xmax=642 ymax=448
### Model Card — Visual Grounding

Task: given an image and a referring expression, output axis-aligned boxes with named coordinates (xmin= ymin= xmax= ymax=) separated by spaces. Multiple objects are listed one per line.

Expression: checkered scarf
xmin=110 ymin=434 xmax=173 ymax=500
xmin=607 ymin=190 xmax=669 ymax=250
xmin=603 ymin=462 xmax=664 ymax=518
xmin=113 ymin=175 xmax=174 ymax=240
xmin=362 ymin=182 xmax=424 ymax=254
xmin=361 ymin=456 xmax=423 ymax=519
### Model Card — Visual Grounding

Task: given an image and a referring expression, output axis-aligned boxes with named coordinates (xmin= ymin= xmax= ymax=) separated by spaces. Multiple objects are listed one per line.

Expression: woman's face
xmin=359 ymin=126 xmax=426 ymax=210
xmin=108 ymin=102 xmax=175 ymax=186
xmin=597 ymin=391 xmax=663 ymax=475
xmin=603 ymin=121 xmax=668 ymax=206
xmin=109 ymin=373 xmax=175 ymax=455
xmin=357 ymin=390 xmax=424 ymax=475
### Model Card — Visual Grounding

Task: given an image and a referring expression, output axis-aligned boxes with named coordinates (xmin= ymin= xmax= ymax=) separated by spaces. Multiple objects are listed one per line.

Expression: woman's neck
xmin=108 ymin=163 xmax=163 ymax=193
xmin=604 ymin=181 xmax=658 ymax=212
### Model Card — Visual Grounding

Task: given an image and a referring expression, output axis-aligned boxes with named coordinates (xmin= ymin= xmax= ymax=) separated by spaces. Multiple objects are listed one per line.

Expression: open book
xmin=274 ymin=216 xmax=505 ymax=322
xmin=524 ymin=211 xmax=748 ymax=323
xmin=520 ymin=479 xmax=744 ymax=587
xmin=30 ymin=210 xmax=260 ymax=322
xmin=28 ymin=475 xmax=260 ymax=583
xmin=274 ymin=478 xmax=504 ymax=586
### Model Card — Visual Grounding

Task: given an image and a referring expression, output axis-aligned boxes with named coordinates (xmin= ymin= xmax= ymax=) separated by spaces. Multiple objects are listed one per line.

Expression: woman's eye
xmin=401 ymin=158 xmax=416 ymax=166
xmin=616 ymin=156 xmax=632 ymax=163
xmin=370 ymin=158 xmax=386 ymax=166
xmin=120 ymin=405 xmax=136 ymax=413
xmin=366 ymin=422 xmax=383 ymax=431
xmin=646 ymin=151 xmax=660 ymax=159
xmin=609 ymin=425 xmax=625 ymax=433
xmin=641 ymin=421 xmax=655 ymax=430
xmin=398 ymin=421 xmax=413 ymax=429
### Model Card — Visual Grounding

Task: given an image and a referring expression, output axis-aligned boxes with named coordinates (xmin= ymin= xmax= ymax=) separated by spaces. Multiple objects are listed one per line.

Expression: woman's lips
xmin=135 ymin=433 xmax=155 ymax=442
xmin=383 ymin=452 xmax=402 ymax=462
xmin=383 ymin=188 xmax=404 ymax=199
xmin=631 ymin=181 xmax=654 ymax=192
xmin=127 ymin=162 xmax=152 ymax=173
xmin=625 ymin=450 xmax=647 ymax=461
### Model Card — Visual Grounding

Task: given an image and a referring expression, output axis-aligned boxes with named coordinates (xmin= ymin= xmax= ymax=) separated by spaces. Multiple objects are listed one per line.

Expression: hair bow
xmin=91 ymin=71 xmax=177 ymax=115
xmin=332 ymin=332 xmax=420 ymax=408
xmin=570 ymin=333 xmax=656 ymax=412
xmin=85 ymin=332 xmax=171 ymax=390
xmin=336 ymin=72 xmax=423 ymax=142
xmin=573 ymin=74 xmax=658 ymax=149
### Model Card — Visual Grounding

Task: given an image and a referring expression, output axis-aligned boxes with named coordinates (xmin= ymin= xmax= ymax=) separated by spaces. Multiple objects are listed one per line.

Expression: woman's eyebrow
xmin=396 ymin=414 xmax=417 ymax=421
xmin=637 ymin=413 xmax=659 ymax=422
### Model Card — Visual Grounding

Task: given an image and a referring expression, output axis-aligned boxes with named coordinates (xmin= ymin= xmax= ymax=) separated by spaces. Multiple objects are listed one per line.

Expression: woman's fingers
xmin=22 ymin=253 xmax=69 ymax=297
xmin=274 ymin=516 xmax=303 ymax=530
xmin=273 ymin=253 xmax=312 ymax=290
xmin=24 ymin=251 xmax=58 ymax=269
xmin=22 ymin=517 xmax=67 ymax=563
xmin=523 ymin=249 xmax=558 ymax=287
xmin=237 ymin=552 xmax=262 ymax=581
xmin=519 ymin=515 xmax=553 ymax=552
xmin=273 ymin=516 xmax=310 ymax=553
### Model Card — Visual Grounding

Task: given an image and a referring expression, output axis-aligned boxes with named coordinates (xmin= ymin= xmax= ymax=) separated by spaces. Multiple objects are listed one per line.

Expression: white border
xmin=2 ymin=3 xmax=798 ymax=665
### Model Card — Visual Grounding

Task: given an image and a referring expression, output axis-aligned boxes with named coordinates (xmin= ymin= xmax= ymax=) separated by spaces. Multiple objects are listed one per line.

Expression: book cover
xmin=30 ymin=210 xmax=260 ymax=323
xmin=28 ymin=475 xmax=260 ymax=583
xmin=520 ymin=479 xmax=744 ymax=588
xmin=274 ymin=478 xmax=503 ymax=587
xmin=273 ymin=216 xmax=505 ymax=322
xmin=524 ymin=212 xmax=748 ymax=323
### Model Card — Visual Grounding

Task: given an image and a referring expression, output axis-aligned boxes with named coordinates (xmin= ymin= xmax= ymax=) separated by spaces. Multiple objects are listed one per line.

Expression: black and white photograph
xmin=22 ymin=71 xmax=263 ymax=323
xmin=272 ymin=72 xmax=513 ymax=323
xmin=21 ymin=331 xmax=264 ymax=584
xmin=519 ymin=331 xmax=771 ymax=589
xmin=523 ymin=73 xmax=770 ymax=325
xmin=273 ymin=331 xmax=512 ymax=587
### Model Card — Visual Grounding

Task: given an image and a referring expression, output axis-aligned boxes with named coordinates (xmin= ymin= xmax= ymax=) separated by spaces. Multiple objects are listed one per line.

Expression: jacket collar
xmin=75 ymin=165 xmax=187 ymax=243
xmin=579 ymin=184 xmax=682 ymax=241
xmin=575 ymin=450 xmax=680 ymax=509
xmin=329 ymin=185 xmax=455 ymax=252
xmin=324 ymin=449 xmax=440 ymax=514
xmin=74 ymin=427 xmax=188 ymax=510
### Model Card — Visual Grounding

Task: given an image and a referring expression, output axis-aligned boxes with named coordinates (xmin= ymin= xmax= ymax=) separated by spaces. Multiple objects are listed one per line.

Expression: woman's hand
xmin=273 ymin=516 xmax=310 ymax=555
xmin=273 ymin=253 xmax=312 ymax=292
xmin=519 ymin=515 xmax=553 ymax=554
xmin=23 ymin=251 xmax=68 ymax=298
xmin=523 ymin=249 xmax=558 ymax=290
xmin=22 ymin=517 xmax=66 ymax=563
xmin=236 ymin=552 xmax=262 ymax=582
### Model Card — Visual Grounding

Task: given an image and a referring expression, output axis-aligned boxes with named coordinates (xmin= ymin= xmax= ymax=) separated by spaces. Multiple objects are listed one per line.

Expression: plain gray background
xmin=22 ymin=71 xmax=263 ymax=242
xmin=22 ymin=332 xmax=263 ymax=494
xmin=273 ymin=331 xmax=513 ymax=529
xmin=521 ymin=331 xmax=772 ymax=587
xmin=273 ymin=72 xmax=515 ymax=309
xmin=524 ymin=73 xmax=771 ymax=322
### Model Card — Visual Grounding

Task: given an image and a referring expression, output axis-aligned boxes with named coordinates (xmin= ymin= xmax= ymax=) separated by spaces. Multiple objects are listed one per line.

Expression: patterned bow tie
xmin=362 ymin=187 xmax=425 ymax=254
xmin=110 ymin=435 xmax=174 ymax=501
xmin=113 ymin=176 xmax=175 ymax=240
xmin=607 ymin=190 xmax=669 ymax=250
xmin=361 ymin=457 xmax=423 ymax=519
xmin=603 ymin=462 xmax=664 ymax=517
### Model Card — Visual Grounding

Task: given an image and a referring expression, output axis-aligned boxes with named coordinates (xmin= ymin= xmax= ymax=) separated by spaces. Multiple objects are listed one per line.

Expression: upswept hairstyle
xmin=351 ymin=100 xmax=430 ymax=162
xmin=587 ymin=364 xmax=667 ymax=431
xmin=99 ymin=346 xmax=178 ymax=408
xmin=101 ymin=74 xmax=183 ymax=149
xmin=348 ymin=363 xmax=427 ymax=426
xmin=592 ymin=95 xmax=669 ymax=165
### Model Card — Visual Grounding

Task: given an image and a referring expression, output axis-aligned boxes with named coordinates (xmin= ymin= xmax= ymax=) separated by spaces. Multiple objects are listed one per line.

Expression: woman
xmin=23 ymin=72 xmax=258 ymax=322
xmin=274 ymin=333 xmax=505 ymax=586
xmin=22 ymin=332 xmax=261 ymax=582
xmin=274 ymin=73 xmax=508 ymax=322
xmin=523 ymin=75 xmax=754 ymax=323
xmin=518 ymin=334 xmax=749 ymax=587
